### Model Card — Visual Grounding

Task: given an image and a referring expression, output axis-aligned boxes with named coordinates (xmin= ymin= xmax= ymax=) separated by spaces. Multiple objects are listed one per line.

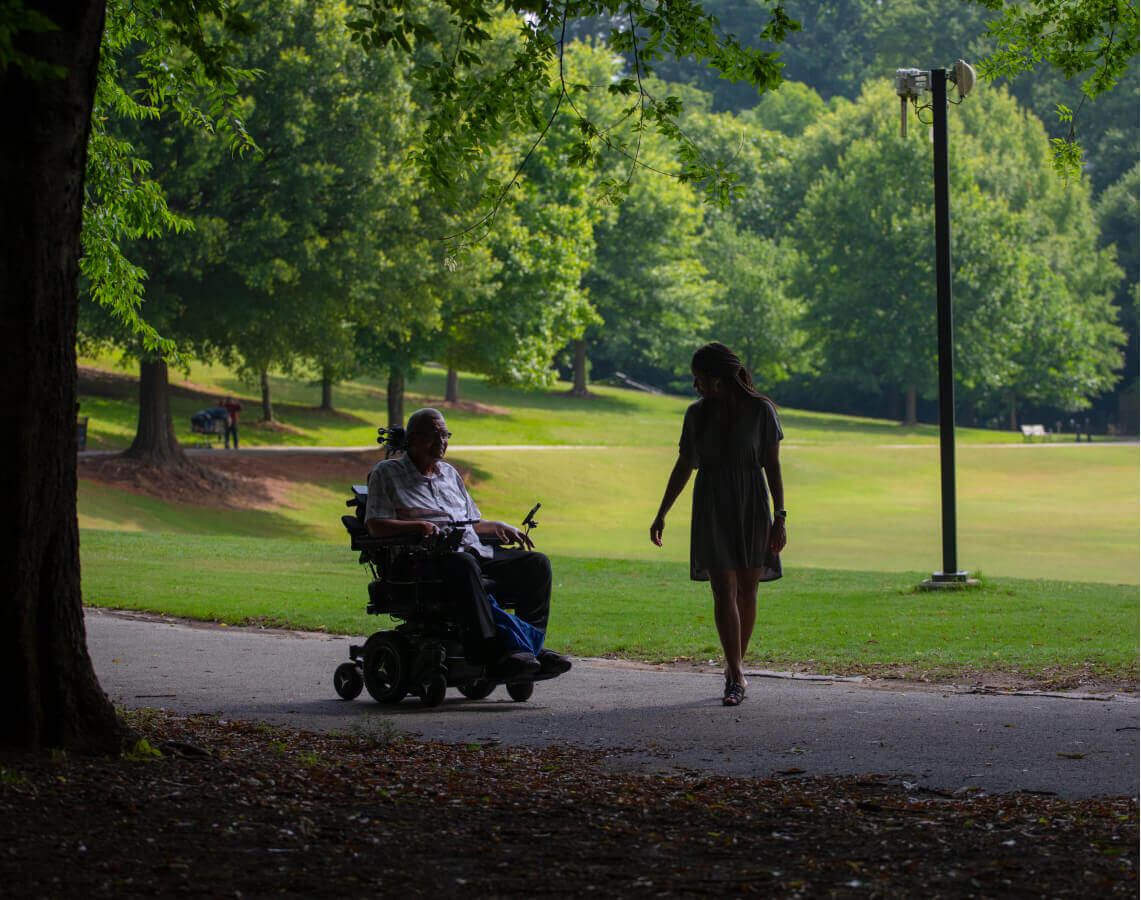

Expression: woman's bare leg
xmin=709 ymin=570 xmax=744 ymax=686
xmin=735 ymin=567 xmax=761 ymax=658
xmin=733 ymin=568 xmax=761 ymax=690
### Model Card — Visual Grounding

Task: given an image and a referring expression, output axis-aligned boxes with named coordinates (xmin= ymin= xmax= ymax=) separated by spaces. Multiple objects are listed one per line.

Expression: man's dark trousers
xmin=433 ymin=548 xmax=552 ymax=663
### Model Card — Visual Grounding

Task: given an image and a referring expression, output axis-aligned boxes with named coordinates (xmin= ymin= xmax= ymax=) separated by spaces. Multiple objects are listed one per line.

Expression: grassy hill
xmin=81 ymin=354 xmax=1051 ymax=450
xmin=76 ymin=356 xmax=1139 ymax=682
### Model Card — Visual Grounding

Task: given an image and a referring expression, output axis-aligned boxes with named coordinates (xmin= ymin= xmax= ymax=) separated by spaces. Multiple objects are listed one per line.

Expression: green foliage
xmin=436 ymin=36 xmax=606 ymax=390
xmin=750 ymin=80 xmax=827 ymax=136
xmin=1096 ymin=161 xmax=1140 ymax=319
xmin=583 ymin=159 xmax=715 ymax=377
xmin=347 ymin=0 xmax=797 ymax=205
xmin=81 ymin=0 xmax=258 ymax=356
xmin=973 ymin=0 xmax=1139 ymax=96
xmin=698 ymin=219 xmax=809 ymax=389
xmin=123 ymin=738 xmax=163 ymax=761
xmin=789 ymin=80 xmax=1125 ymax=415
xmin=0 ymin=767 xmax=32 ymax=790
xmin=0 ymin=0 xmax=66 ymax=78
xmin=86 ymin=0 xmax=442 ymax=412
xmin=970 ymin=0 xmax=1139 ymax=175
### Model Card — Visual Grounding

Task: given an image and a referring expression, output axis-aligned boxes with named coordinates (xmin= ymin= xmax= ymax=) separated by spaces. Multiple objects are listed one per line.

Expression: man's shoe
xmin=488 ymin=651 xmax=540 ymax=681
xmin=537 ymin=648 xmax=572 ymax=676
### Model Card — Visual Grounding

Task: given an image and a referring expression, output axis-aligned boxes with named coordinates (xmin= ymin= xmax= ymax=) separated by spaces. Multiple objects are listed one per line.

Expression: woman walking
xmin=650 ymin=342 xmax=786 ymax=707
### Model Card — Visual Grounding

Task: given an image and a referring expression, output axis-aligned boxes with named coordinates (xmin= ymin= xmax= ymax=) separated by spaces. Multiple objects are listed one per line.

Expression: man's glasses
xmin=409 ymin=429 xmax=452 ymax=441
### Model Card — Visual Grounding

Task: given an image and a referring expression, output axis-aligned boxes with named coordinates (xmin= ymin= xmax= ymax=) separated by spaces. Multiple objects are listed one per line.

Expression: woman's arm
xmin=650 ymin=455 xmax=695 ymax=547
xmin=763 ymin=441 xmax=786 ymax=552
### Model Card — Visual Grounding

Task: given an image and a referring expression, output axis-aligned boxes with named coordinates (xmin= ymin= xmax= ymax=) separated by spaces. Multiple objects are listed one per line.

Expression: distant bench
xmin=1020 ymin=424 xmax=1047 ymax=441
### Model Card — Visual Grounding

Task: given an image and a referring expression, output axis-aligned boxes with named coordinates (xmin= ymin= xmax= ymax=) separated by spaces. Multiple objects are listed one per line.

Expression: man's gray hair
xmin=407 ymin=408 xmax=444 ymax=432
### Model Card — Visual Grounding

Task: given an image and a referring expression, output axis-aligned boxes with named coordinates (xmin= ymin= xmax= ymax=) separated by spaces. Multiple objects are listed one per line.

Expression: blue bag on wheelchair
xmin=488 ymin=596 xmax=544 ymax=656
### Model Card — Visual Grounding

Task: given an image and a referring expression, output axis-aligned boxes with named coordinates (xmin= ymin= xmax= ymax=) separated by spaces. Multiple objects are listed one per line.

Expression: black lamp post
xmin=897 ymin=63 xmax=977 ymax=589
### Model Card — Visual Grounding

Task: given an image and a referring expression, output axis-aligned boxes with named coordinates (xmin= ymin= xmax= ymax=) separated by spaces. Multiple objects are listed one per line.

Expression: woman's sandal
xmin=722 ymin=681 xmax=746 ymax=707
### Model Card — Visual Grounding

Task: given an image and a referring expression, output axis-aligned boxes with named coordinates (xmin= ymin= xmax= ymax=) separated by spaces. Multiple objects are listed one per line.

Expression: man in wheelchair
xmin=364 ymin=407 xmax=572 ymax=682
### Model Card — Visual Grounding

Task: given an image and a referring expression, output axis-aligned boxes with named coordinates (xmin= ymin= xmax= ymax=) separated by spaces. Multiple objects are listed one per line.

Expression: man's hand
xmin=414 ymin=520 xmax=440 ymax=539
xmin=478 ymin=520 xmax=534 ymax=549
xmin=650 ymin=514 xmax=665 ymax=547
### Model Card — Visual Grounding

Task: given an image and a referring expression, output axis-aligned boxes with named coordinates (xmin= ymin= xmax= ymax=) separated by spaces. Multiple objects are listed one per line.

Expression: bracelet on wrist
xmin=774 ymin=510 xmax=787 ymax=521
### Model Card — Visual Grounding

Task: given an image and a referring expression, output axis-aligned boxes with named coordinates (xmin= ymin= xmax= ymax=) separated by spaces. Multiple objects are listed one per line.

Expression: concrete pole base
xmin=918 ymin=572 xmax=982 ymax=591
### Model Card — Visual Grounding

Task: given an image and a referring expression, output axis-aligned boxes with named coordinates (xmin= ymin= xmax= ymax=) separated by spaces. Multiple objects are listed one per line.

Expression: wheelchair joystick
xmin=522 ymin=501 xmax=541 ymax=538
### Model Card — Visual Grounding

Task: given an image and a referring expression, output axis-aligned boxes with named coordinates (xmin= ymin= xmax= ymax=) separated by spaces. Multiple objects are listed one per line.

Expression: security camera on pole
xmin=896 ymin=60 xmax=981 ymax=592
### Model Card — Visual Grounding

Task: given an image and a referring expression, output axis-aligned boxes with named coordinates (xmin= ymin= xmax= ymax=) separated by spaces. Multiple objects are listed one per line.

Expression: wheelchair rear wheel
xmin=363 ymin=633 xmax=409 ymax=704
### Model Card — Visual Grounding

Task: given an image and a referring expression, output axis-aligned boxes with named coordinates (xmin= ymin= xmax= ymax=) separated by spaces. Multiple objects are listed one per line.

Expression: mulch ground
xmin=1 ymin=711 xmax=1135 ymax=897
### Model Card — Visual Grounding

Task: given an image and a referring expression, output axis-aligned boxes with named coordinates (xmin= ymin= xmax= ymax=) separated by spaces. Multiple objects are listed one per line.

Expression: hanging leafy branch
xmin=970 ymin=0 xmax=1139 ymax=179
xmin=81 ymin=0 xmax=259 ymax=355
xmin=348 ymin=0 xmax=797 ymax=210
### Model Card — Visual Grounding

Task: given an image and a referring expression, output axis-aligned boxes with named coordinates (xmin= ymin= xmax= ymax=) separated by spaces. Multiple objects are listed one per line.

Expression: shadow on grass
xmin=78 ymin=481 xmax=338 ymax=542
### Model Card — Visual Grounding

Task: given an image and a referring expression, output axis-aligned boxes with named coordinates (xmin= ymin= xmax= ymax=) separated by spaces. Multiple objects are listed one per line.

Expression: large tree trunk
xmin=1009 ymin=399 xmax=1018 ymax=432
xmin=123 ymin=358 xmax=189 ymax=466
xmin=904 ymin=385 xmax=918 ymax=427
xmin=0 ymin=0 xmax=128 ymax=751
xmin=259 ymin=369 xmax=275 ymax=423
xmin=387 ymin=367 xmax=404 ymax=427
xmin=570 ymin=339 xmax=588 ymax=397
xmin=445 ymin=367 xmax=458 ymax=404
xmin=320 ymin=375 xmax=334 ymax=411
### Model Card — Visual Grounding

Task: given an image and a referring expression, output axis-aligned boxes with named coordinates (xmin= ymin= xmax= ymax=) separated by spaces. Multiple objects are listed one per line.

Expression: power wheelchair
xmin=333 ymin=486 xmax=557 ymax=707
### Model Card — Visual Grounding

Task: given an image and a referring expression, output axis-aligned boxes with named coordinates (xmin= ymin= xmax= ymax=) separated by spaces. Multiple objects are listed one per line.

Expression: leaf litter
xmin=0 ymin=709 xmax=1134 ymax=897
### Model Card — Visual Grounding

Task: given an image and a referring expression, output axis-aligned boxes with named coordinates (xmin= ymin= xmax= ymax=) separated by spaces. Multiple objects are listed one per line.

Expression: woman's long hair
xmin=691 ymin=342 xmax=773 ymax=439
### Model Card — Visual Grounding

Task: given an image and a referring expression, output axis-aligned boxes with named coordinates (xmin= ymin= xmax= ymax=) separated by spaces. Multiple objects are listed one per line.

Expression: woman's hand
xmin=650 ymin=514 xmax=666 ymax=547
xmin=770 ymin=519 xmax=787 ymax=553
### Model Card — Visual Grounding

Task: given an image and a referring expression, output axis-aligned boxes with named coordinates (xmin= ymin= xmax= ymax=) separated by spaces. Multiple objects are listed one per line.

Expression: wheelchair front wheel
xmin=363 ymin=634 xmax=409 ymax=704
xmin=457 ymin=677 xmax=495 ymax=700
xmin=506 ymin=681 xmax=534 ymax=702
xmin=333 ymin=662 xmax=363 ymax=700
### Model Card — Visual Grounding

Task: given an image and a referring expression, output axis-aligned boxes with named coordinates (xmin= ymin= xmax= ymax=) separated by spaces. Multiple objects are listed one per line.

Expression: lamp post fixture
xmin=896 ymin=62 xmax=979 ymax=591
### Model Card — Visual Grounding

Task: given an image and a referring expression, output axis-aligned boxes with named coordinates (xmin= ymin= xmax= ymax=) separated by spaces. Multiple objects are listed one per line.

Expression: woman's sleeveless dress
xmin=679 ymin=396 xmax=783 ymax=583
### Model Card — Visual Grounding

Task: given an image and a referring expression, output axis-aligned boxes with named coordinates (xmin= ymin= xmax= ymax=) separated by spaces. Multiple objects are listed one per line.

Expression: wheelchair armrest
xmin=351 ymin=534 xmax=425 ymax=554
xmin=342 ymin=514 xmax=423 ymax=552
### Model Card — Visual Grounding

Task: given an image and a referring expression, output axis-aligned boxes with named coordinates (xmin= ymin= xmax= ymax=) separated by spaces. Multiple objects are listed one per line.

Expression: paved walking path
xmin=86 ymin=608 xmax=1138 ymax=799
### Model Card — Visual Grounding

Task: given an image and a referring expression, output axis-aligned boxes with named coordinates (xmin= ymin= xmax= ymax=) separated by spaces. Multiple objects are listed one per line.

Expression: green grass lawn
xmin=77 ymin=356 xmax=1140 ymax=679
xmin=81 ymin=444 xmax=1140 ymax=584
xmin=80 ymin=531 xmax=1137 ymax=680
